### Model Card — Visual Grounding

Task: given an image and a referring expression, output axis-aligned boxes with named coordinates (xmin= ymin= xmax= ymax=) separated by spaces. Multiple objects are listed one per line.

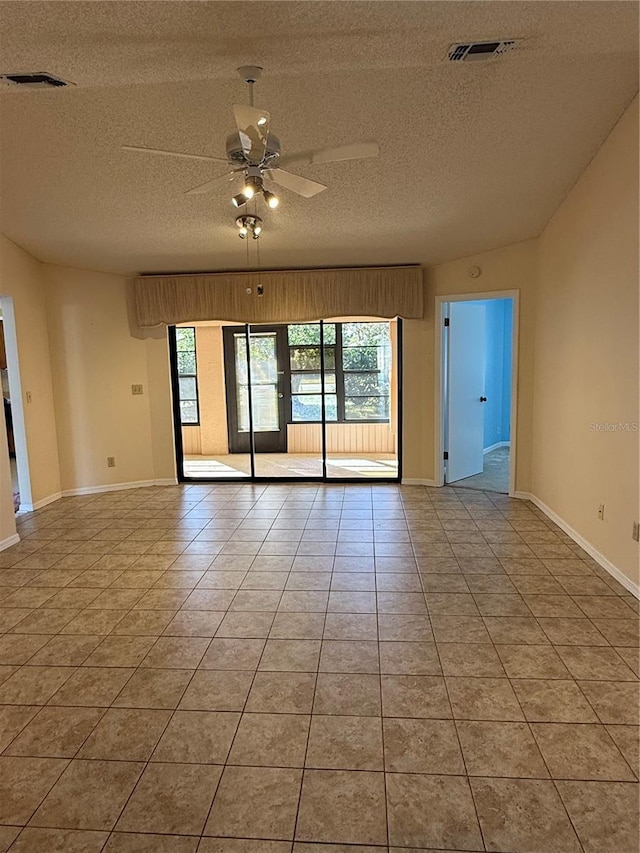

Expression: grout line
xmin=419 ymin=548 xmax=489 ymax=851
xmin=378 ymin=501 xmax=394 ymax=848
xmin=3 ymin=483 xmax=638 ymax=848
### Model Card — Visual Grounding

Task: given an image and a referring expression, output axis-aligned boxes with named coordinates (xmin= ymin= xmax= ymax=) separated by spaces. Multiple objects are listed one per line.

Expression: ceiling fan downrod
xmin=237 ymin=65 xmax=263 ymax=107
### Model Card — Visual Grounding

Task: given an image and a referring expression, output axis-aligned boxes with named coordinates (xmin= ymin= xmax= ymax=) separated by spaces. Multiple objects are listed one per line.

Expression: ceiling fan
xmin=122 ymin=66 xmax=379 ymax=208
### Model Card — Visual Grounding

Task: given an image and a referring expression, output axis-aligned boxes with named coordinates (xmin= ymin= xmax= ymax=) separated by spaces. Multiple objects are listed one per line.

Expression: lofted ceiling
xmin=0 ymin=1 xmax=637 ymax=275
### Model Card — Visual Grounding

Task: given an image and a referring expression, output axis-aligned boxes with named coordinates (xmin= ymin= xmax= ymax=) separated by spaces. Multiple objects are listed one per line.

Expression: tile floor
xmin=0 ymin=482 xmax=638 ymax=852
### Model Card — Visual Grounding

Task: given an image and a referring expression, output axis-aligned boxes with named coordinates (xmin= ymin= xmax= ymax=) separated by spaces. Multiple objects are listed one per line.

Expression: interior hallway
xmin=0 ymin=482 xmax=637 ymax=851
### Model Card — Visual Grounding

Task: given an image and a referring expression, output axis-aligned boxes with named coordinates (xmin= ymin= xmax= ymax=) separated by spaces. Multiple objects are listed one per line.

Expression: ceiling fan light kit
xmin=122 ymin=65 xmax=379 ymax=238
xmin=236 ymin=214 xmax=262 ymax=240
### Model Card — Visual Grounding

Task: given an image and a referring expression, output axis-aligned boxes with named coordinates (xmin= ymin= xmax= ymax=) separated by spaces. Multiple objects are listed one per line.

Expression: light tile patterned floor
xmin=0 ymin=483 xmax=638 ymax=852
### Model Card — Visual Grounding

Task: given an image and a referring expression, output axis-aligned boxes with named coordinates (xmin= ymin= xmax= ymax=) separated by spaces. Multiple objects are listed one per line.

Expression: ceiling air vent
xmin=0 ymin=72 xmax=73 ymax=89
xmin=447 ymin=40 xmax=517 ymax=62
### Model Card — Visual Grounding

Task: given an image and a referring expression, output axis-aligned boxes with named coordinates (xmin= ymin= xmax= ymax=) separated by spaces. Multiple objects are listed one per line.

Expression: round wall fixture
xmin=468 ymin=265 xmax=481 ymax=278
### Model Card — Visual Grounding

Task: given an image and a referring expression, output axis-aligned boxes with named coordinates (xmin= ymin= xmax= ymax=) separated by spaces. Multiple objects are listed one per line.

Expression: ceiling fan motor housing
xmin=226 ymin=132 xmax=281 ymax=166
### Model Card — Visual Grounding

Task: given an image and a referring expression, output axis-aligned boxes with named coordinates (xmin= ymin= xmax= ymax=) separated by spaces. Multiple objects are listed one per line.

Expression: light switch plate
xmin=131 ymin=384 xmax=143 ymax=395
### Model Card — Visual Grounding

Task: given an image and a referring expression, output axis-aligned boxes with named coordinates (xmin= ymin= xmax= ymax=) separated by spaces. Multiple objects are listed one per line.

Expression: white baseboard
xmin=517 ymin=491 xmax=639 ymax=599
xmin=17 ymin=479 xmax=179 ymax=510
xmin=0 ymin=533 xmax=20 ymax=552
xmin=61 ymin=479 xmax=174 ymax=497
xmin=484 ymin=441 xmax=510 ymax=455
xmin=402 ymin=478 xmax=438 ymax=487
xmin=19 ymin=491 xmax=62 ymax=513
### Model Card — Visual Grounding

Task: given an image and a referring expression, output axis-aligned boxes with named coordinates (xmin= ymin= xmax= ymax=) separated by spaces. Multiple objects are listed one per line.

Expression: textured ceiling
xmin=0 ymin=1 xmax=637 ymax=275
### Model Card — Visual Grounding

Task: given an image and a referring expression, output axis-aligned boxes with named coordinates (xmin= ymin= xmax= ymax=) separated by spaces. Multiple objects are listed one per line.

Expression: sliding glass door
xmin=170 ymin=319 xmax=401 ymax=482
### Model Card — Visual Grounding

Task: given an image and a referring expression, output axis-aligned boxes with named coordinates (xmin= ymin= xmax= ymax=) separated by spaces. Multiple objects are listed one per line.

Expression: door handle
xmin=278 ymin=393 xmax=284 ymax=398
xmin=479 ymin=396 xmax=487 ymax=402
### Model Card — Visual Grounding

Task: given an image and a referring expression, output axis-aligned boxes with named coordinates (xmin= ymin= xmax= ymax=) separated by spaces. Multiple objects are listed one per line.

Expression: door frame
xmin=434 ymin=290 xmax=520 ymax=496
xmin=0 ymin=296 xmax=33 ymax=511
xmin=169 ymin=319 xmax=404 ymax=484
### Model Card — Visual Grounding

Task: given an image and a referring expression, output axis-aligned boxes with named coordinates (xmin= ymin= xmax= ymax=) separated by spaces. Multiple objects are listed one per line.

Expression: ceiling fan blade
xmin=278 ymin=141 xmax=379 ymax=169
xmin=232 ymin=104 xmax=271 ymax=163
xmin=185 ymin=170 xmax=243 ymax=196
xmin=122 ymin=145 xmax=228 ymax=164
xmin=264 ymin=169 xmax=327 ymax=199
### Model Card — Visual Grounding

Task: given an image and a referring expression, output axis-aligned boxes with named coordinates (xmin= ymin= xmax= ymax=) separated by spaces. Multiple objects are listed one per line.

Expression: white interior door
xmin=446 ymin=301 xmax=486 ymax=483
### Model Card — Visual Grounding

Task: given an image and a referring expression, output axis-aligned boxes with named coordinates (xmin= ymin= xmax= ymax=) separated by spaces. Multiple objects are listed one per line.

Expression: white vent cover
xmin=447 ymin=41 xmax=517 ymax=62
xmin=0 ymin=72 xmax=73 ymax=89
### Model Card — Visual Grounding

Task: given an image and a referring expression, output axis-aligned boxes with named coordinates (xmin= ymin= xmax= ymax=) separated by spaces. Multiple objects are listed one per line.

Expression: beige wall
xmin=145 ymin=335 xmax=177 ymax=483
xmin=43 ymin=264 xmax=166 ymax=492
xmin=531 ymin=97 xmax=639 ymax=587
xmin=0 ymin=235 xmax=61 ymax=511
xmin=402 ymin=239 xmax=537 ymax=489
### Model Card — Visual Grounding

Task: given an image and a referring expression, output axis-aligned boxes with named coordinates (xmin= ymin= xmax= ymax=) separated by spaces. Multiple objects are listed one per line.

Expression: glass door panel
xmin=248 ymin=333 xmax=280 ymax=434
xmin=172 ymin=324 xmax=251 ymax=479
xmin=224 ymin=326 xmax=286 ymax=456
xmin=326 ymin=320 xmax=398 ymax=479
xmin=235 ymin=331 xmax=281 ymax=435
xmin=254 ymin=322 xmax=323 ymax=477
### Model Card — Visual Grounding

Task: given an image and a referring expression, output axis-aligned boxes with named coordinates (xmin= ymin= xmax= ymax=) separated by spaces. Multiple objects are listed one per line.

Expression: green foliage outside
xmin=176 ymin=327 xmax=197 ymax=375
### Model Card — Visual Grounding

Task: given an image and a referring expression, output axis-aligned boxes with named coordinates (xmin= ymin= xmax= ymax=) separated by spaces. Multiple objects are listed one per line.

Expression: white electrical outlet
xmin=131 ymin=384 xmax=143 ymax=395
xmin=107 ymin=457 xmax=116 ymax=468
xmin=597 ymin=504 xmax=605 ymax=521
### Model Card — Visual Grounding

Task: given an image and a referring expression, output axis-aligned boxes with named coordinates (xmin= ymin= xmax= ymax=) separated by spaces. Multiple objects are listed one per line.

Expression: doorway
xmin=0 ymin=297 xmax=32 ymax=512
xmin=437 ymin=294 xmax=517 ymax=495
xmin=169 ymin=319 xmax=401 ymax=482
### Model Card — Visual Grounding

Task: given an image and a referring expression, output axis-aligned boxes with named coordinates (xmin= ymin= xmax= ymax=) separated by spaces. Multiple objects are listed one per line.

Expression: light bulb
xmin=263 ymin=190 xmax=279 ymax=209
xmin=257 ymin=116 xmax=267 ymax=127
xmin=253 ymin=225 xmax=262 ymax=236
xmin=238 ymin=227 xmax=248 ymax=239
xmin=232 ymin=193 xmax=247 ymax=208
xmin=243 ymin=184 xmax=255 ymax=200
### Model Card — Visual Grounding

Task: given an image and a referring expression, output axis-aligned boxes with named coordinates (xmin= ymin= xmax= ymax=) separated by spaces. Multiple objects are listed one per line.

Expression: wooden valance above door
xmin=133 ymin=265 xmax=423 ymax=327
